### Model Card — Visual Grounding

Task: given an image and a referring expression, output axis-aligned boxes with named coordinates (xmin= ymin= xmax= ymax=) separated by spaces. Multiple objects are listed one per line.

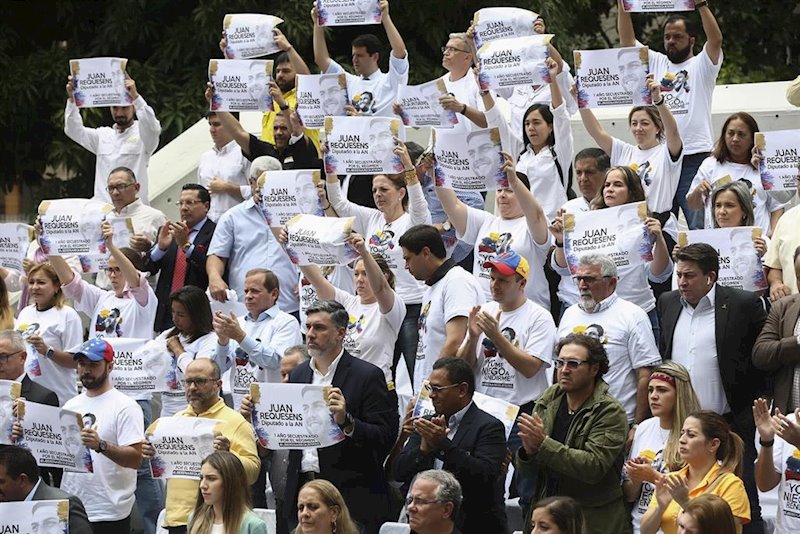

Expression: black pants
xmin=92 ymin=516 xmax=131 ymax=534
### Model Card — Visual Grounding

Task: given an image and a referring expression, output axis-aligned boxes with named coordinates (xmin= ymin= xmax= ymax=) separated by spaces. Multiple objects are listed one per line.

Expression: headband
xmin=650 ymin=372 xmax=676 ymax=387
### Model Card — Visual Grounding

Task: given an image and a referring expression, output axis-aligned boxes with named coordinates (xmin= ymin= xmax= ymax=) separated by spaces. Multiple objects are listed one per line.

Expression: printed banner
xmin=16 ymin=400 xmax=93 ymax=472
xmin=433 ymin=128 xmax=506 ymax=191
xmin=755 ymin=130 xmax=800 ymax=192
xmin=38 ymin=199 xmax=113 ymax=273
xmin=574 ymin=47 xmax=651 ymax=109
xmin=0 ymin=223 xmax=32 ymax=272
xmin=296 ymin=73 xmax=349 ymax=128
xmin=396 ymin=79 xmax=458 ymax=128
xmin=317 ymin=0 xmax=382 ymax=26
xmin=209 ymin=59 xmax=274 ymax=112
xmin=323 ymin=116 xmax=406 ymax=174
xmin=563 ymin=202 xmax=653 ymax=275
xmin=472 ymin=8 xmax=539 ymax=49
xmin=69 ymin=57 xmax=132 ymax=108
xmin=249 ymin=383 xmax=346 ymax=449
xmin=149 ymin=417 xmax=223 ymax=479
xmin=622 ymin=0 xmax=696 ymax=12
xmin=677 ymin=227 xmax=768 ymax=291
xmin=0 ymin=380 xmax=22 ymax=445
xmin=477 ymin=34 xmax=553 ymax=91
xmin=258 ymin=170 xmax=325 ymax=227
xmin=0 ymin=500 xmax=70 ymax=534
xmin=108 ymin=338 xmax=173 ymax=395
xmin=284 ymin=214 xmax=360 ymax=266
xmin=222 ymin=14 xmax=284 ymax=58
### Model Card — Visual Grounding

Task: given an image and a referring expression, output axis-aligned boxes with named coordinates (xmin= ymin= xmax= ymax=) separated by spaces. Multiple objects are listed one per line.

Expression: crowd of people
xmin=2 ymin=1 xmax=800 ymax=534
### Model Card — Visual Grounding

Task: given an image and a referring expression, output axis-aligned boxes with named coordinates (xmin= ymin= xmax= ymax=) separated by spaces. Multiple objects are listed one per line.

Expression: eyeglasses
xmin=571 ymin=275 xmax=612 ymax=284
xmin=106 ymin=183 xmax=135 ymax=193
xmin=554 ymin=359 xmax=591 ymax=370
xmin=425 ymin=382 xmax=463 ymax=394
xmin=405 ymin=496 xmax=445 ymax=507
xmin=0 ymin=350 xmax=24 ymax=364
xmin=441 ymin=46 xmax=469 ymax=55
xmin=105 ymin=266 xmax=122 ymax=275
xmin=184 ymin=378 xmax=216 ymax=387
xmin=174 ymin=200 xmax=203 ymax=207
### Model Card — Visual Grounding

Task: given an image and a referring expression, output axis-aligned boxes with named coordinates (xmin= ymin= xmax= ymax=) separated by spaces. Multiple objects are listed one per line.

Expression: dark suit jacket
xmin=32 ymin=479 xmax=93 ymax=534
xmin=22 ymin=375 xmax=59 ymax=407
xmin=286 ymin=351 xmax=398 ymax=534
xmin=394 ymin=403 xmax=509 ymax=534
xmin=753 ymin=294 xmax=800 ymax=413
xmin=658 ymin=285 xmax=767 ymax=415
xmin=146 ymin=218 xmax=216 ymax=331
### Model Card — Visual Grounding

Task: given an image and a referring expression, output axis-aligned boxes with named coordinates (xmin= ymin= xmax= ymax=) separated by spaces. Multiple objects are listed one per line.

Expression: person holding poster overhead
xmin=325 ymin=142 xmax=429 ymax=383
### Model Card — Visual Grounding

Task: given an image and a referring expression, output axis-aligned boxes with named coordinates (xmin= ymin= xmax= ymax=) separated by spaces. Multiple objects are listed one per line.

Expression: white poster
xmin=209 ymin=59 xmax=274 ymax=112
xmin=323 ymin=116 xmax=406 ymax=175
xmin=16 ymin=400 xmax=93 ymax=473
xmin=222 ymin=14 xmax=284 ymax=58
xmin=105 ymin=215 xmax=135 ymax=250
xmin=677 ymin=227 xmax=768 ymax=291
xmin=317 ymin=0 xmax=382 ymax=26
xmin=0 ymin=223 xmax=32 ymax=272
xmin=575 ymin=47 xmax=651 ymax=109
xmin=296 ymin=73 xmax=349 ymax=128
xmin=108 ymin=338 xmax=173 ymax=395
xmin=258 ymin=170 xmax=325 ymax=227
xmin=477 ymin=34 xmax=553 ymax=91
xmin=38 ymin=199 xmax=113 ymax=273
xmin=149 ymin=416 xmax=223 ymax=479
xmin=472 ymin=7 xmax=539 ymax=49
xmin=622 ymin=0 xmax=696 ymax=12
xmin=396 ymin=79 xmax=458 ymax=128
xmin=284 ymin=214 xmax=360 ymax=266
xmin=0 ymin=380 xmax=22 ymax=445
xmin=249 ymin=383 xmax=346 ymax=450
xmin=433 ymin=128 xmax=506 ymax=191
xmin=0 ymin=500 xmax=70 ymax=534
xmin=755 ymin=130 xmax=800 ymax=193
xmin=69 ymin=57 xmax=132 ymax=108
xmin=563 ymin=202 xmax=653 ymax=275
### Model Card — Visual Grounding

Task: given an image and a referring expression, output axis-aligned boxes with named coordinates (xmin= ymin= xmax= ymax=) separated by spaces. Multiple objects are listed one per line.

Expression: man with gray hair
xmin=557 ymin=254 xmax=661 ymax=437
xmin=435 ymin=32 xmax=487 ymax=132
xmin=406 ymin=469 xmax=462 ymax=534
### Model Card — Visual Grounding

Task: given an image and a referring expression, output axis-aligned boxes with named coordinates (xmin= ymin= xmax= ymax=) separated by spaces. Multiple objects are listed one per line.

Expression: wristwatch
xmin=279 ymin=102 xmax=290 ymax=111
xmin=338 ymin=412 xmax=355 ymax=432
xmin=45 ymin=347 xmax=55 ymax=360
xmin=441 ymin=220 xmax=452 ymax=232
xmin=694 ymin=0 xmax=709 ymax=8
xmin=96 ymin=440 xmax=108 ymax=454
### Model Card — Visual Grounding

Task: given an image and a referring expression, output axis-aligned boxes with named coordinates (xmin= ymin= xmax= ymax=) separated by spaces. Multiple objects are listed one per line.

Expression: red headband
xmin=650 ymin=372 xmax=676 ymax=387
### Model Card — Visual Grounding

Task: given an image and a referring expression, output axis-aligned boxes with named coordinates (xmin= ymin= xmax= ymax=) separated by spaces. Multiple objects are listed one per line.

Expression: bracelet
xmin=653 ymin=97 xmax=665 ymax=106
xmin=694 ymin=0 xmax=709 ymax=8
xmin=403 ymin=169 xmax=416 ymax=180
xmin=555 ymin=241 xmax=564 ymax=248
xmin=479 ymin=90 xmax=490 ymax=96
xmin=460 ymin=103 xmax=468 ymax=114
xmin=323 ymin=202 xmax=332 ymax=210
xmin=759 ymin=438 xmax=774 ymax=448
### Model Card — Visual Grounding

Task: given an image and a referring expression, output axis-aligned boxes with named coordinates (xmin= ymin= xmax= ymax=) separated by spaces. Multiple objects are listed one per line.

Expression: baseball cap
xmin=483 ymin=250 xmax=529 ymax=279
xmin=73 ymin=338 xmax=114 ymax=363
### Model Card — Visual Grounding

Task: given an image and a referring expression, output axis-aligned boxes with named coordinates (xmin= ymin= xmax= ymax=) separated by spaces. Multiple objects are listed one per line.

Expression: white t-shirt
xmin=157 ymin=330 xmax=220 ymax=417
xmin=553 ymin=196 xmax=591 ymax=306
xmin=626 ymin=417 xmax=671 ymax=534
xmin=558 ymin=294 xmax=662 ymax=422
xmin=335 ymin=287 xmax=406 ymax=383
xmin=15 ymin=305 xmax=83 ymax=406
xmin=197 ymin=140 xmax=251 ymax=223
xmin=298 ymin=266 xmax=354 ymax=332
xmin=415 ymin=265 xmax=484 ymax=393
xmin=440 ymin=71 xmax=485 ymax=133
xmin=61 ymin=388 xmax=144 ymax=522
xmin=461 ymin=208 xmax=551 ymax=310
xmin=326 ymin=53 xmax=409 ymax=117
xmin=471 ymin=299 xmax=555 ymax=405
xmin=765 ymin=413 xmax=800 ymax=533
xmin=611 ymin=138 xmax=683 ymax=214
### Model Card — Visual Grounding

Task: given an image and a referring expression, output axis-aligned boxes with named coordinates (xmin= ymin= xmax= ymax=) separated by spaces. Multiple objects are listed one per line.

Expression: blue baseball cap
xmin=483 ymin=250 xmax=529 ymax=280
xmin=73 ymin=338 xmax=114 ymax=363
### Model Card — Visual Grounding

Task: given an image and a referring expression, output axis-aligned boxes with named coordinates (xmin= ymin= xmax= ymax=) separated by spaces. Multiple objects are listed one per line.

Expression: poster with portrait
xmin=296 ymin=73 xmax=349 ymax=128
xmin=0 ymin=223 xmax=32 ymax=272
xmin=476 ymin=34 xmax=553 ymax=91
xmin=0 ymin=380 xmax=22 ymax=445
xmin=317 ymin=0 xmax=382 ymax=26
xmin=574 ymin=47 xmax=651 ymax=109
xmin=69 ymin=57 xmax=132 ymax=108
xmin=257 ymin=170 xmax=324 ymax=227
xmin=16 ymin=400 xmax=93 ymax=472
xmin=249 ymin=383 xmax=346 ymax=450
xmin=433 ymin=128 xmax=506 ymax=191
xmin=563 ymin=202 xmax=653 ymax=275
xmin=38 ymin=199 xmax=113 ymax=273
xmin=209 ymin=59 xmax=274 ymax=112
xmin=148 ymin=416 xmax=223 ymax=479
xmin=284 ymin=214 xmax=360 ymax=266
xmin=222 ymin=14 xmax=284 ymax=58
xmin=622 ymin=0 xmax=696 ymax=12
xmin=396 ymin=79 xmax=458 ymax=128
xmin=677 ymin=227 xmax=768 ymax=291
xmin=108 ymin=338 xmax=173 ymax=395
xmin=472 ymin=7 xmax=539 ymax=49
xmin=323 ymin=116 xmax=406 ymax=175
xmin=755 ymin=130 xmax=800 ymax=192
xmin=0 ymin=500 xmax=70 ymax=534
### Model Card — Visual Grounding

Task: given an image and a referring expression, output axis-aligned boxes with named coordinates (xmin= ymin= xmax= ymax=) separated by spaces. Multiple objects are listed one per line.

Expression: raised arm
xmin=578 ymin=107 xmax=614 ymax=155
xmin=649 ymin=77 xmax=682 ymax=159
xmin=273 ymin=28 xmax=311 ymax=75
xmin=434 ymin=183 xmax=469 ymax=236
xmin=49 ymin=254 xmax=76 ymax=286
xmin=698 ymin=2 xmax=723 ymax=65
xmin=380 ymin=0 xmax=406 ymax=59
xmin=205 ymin=83 xmax=251 ymax=155
xmin=298 ymin=264 xmax=336 ymax=301
xmin=351 ymin=233 xmax=395 ymax=314
xmin=102 ymin=222 xmax=141 ymax=289
xmin=396 ymin=142 xmax=432 ymax=225
xmin=311 ymin=2 xmax=331 ymax=72
xmin=617 ymin=0 xmax=637 ymax=47
xmin=504 ymin=153 xmax=549 ymax=245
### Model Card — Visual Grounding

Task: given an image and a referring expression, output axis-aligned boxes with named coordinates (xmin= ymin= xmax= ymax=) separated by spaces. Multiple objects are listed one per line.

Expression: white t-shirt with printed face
xmin=626 ymin=417 xmax=671 ymax=534
xmin=472 ymin=299 xmax=555 ymax=405
xmin=558 ymin=295 xmax=662 ymax=422
xmin=768 ymin=414 xmax=800 ymax=532
xmin=16 ymin=305 xmax=83 ymax=406
xmin=61 ymin=388 xmax=144 ymax=522
xmin=157 ymin=331 xmax=220 ymax=417
xmin=611 ymin=138 xmax=683 ymax=214
xmin=335 ymin=288 xmax=406 ymax=383
xmin=461 ymin=208 xmax=551 ymax=310
xmin=414 ymin=266 xmax=484 ymax=393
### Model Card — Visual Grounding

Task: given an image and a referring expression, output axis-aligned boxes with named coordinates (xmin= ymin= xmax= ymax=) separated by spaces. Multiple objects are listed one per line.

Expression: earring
xmin=332 ymin=522 xmax=337 ymax=533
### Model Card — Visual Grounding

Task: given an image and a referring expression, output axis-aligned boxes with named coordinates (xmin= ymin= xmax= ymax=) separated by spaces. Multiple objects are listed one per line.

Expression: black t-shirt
xmin=246 ymin=134 xmax=322 ymax=170
xmin=545 ymin=396 xmax=577 ymax=496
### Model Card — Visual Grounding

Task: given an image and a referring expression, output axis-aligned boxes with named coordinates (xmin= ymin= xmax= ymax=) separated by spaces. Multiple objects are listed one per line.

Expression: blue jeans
xmin=673 ymin=152 xmax=709 ymax=230
xmin=135 ymin=399 xmax=164 ymax=534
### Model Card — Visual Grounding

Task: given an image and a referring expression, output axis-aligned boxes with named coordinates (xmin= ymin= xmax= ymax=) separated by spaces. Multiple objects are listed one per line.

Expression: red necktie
xmin=170 ymin=230 xmax=194 ymax=294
